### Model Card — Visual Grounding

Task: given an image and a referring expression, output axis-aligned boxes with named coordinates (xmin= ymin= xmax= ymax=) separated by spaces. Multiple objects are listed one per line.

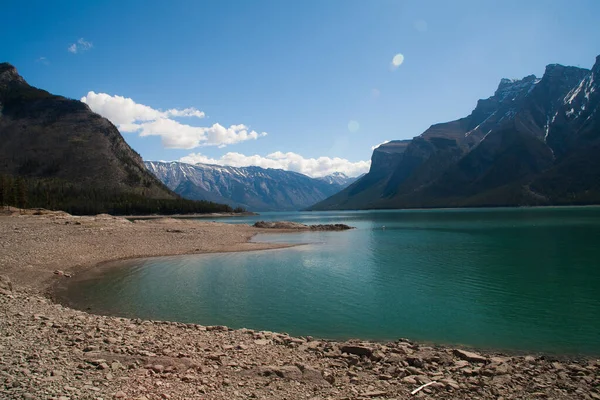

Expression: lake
xmin=59 ymin=207 xmax=600 ymax=355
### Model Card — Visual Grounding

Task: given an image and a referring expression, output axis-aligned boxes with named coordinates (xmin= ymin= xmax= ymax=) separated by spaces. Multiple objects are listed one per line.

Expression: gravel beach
xmin=1 ymin=210 xmax=599 ymax=399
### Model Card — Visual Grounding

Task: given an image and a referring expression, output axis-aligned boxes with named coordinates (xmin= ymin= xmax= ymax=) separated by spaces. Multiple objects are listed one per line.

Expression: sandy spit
xmin=0 ymin=211 xmax=599 ymax=400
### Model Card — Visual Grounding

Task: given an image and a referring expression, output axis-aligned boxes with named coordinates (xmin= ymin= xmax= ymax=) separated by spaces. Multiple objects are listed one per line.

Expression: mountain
xmin=145 ymin=161 xmax=359 ymax=211
xmin=311 ymin=55 xmax=600 ymax=210
xmin=317 ymin=172 xmax=363 ymax=186
xmin=0 ymin=62 xmax=232 ymax=215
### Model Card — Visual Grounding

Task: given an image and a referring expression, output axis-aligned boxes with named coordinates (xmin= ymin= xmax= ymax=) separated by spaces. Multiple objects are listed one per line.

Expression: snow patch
xmin=465 ymin=111 xmax=497 ymax=137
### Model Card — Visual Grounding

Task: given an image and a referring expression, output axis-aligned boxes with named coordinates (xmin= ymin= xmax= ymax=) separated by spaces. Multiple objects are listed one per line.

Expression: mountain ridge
xmin=310 ymin=55 xmax=600 ymax=210
xmin=0 ymin=62 xmax=233 ymax=215
xmin=145 ymin=161 xmax=359 ymax=211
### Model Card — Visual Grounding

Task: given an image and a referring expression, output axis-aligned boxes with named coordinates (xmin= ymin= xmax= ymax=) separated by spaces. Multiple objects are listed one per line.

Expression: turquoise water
xmin=61 ymin=208 xmax=600 ymax=355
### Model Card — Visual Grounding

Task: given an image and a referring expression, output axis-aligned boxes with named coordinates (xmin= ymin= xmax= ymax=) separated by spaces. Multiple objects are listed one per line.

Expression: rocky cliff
xmin=311 ymin=55 xmax=600 ymax=210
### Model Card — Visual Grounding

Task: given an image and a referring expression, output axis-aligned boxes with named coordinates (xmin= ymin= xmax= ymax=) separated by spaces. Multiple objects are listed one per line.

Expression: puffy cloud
xmin=81 ymin=92 xmax=266 ymax=149
xmin=180 ymin=151 xmax=371 ymax=178
xmin=68 ymin=38 xmax=93 ymax=54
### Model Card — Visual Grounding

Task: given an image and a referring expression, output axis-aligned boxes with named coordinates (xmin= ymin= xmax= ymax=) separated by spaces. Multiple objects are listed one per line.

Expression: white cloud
xmin=180 ymin=151 xmax=371 ymax=178
xmin=35 ymin=57 xmax=49 ymax=65
xmin=391 ymin=53 xmax=405 ymax=69
xmin=68 ymin=38 xmax=93 ymax=54
xmin=371 ymin=140 xmax=390 ymax=150
xmin=81 ymin=92 xmax=266 ymax=149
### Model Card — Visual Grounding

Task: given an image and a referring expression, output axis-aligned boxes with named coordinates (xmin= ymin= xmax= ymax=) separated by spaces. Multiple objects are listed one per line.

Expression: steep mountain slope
xmin=145 ymin=161 xmax=358 ymax=211
xmin=0 ymin=62 xmax=231 ymax=215
xmin=311 ymin=55 xmax=600 ymax=210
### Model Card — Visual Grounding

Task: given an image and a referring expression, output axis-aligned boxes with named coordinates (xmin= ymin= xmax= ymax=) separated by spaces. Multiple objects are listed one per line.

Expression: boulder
xmin=340 ymin=344 xmax=373 ymax=357
xmin=453 ymin=349 xmax=488 ymax=363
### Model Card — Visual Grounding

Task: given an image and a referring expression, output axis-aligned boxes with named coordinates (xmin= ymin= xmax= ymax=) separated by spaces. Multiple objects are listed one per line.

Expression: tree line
xmin=0 ymin=174 xmax=244 ymax=215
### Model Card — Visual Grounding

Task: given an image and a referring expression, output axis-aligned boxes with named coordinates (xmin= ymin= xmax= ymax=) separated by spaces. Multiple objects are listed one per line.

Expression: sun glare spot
xmin=391 ymin=53 xmax=405 ymax=69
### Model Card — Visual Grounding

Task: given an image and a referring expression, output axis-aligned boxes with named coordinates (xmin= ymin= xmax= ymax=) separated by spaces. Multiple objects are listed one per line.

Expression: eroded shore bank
xmin=0 ymin=211 xmax=599 ymax=400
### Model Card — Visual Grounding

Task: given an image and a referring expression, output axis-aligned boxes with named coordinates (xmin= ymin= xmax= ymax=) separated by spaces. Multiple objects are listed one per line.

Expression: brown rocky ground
xmin=0 ymin=211 xmax=599 ymax=399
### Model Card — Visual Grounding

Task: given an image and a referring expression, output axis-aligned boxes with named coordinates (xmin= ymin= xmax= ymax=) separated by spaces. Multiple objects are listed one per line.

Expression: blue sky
xmin=1 ymin=0 xmax=599 ymax=177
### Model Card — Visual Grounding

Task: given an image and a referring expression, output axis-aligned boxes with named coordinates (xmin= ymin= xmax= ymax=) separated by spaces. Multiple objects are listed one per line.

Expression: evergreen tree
xmin=0 ymin=175 xmax=6 ymax=208
xmin=16 ymin=177 xmax=27 ymax=209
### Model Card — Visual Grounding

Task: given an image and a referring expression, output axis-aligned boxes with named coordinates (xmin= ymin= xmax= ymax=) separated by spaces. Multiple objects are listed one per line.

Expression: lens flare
xmin=392 ymin=53 xmax=405 ymax=68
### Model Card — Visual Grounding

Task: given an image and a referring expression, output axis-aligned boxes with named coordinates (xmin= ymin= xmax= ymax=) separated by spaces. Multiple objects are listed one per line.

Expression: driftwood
xmin=411 ymin=381 xmax=437 ymax=395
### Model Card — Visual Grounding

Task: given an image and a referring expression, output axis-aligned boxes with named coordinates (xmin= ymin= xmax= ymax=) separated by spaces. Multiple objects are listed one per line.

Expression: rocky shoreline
xmin=1 ymin=211 xmax=599 ymax=399
xmin=252 ymin=221 xmax=354 ymax=231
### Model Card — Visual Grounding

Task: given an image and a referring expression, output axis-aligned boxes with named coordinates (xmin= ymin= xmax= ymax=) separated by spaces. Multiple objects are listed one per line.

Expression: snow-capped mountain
xmin=312 ymin=55 xmax=600 ymax=210
xmin=144 ymin=161 xmax=359 ymax=211
xmin=317 ymin=172 xmax=363 ymax=186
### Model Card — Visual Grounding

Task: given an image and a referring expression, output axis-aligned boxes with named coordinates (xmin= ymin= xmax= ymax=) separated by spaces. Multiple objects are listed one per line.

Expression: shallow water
xmin=60 ymin=207 xmax=600 ymax=355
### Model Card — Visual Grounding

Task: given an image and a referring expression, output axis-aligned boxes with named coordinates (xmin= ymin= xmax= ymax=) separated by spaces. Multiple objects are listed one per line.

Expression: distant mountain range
xmin=145 ymin=161 xmax=360 ymax=211
xmin=311 ymin=55 xmax=600 ymax=210
xmin=0 ymin=62 xmax=233 ymax=215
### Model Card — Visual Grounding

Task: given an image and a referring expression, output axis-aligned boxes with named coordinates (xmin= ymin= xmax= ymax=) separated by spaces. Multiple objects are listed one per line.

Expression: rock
xmin=453 ymin=349 xmax=488 ymax=363
xmin=340 ymin=344 xmax=373 ymax=357
xmin=439 ymin=378 xmax=460 ymax=390
xmin=252 ymin=221 xmax=354 ymax=231
xmin=152 ymin=364 xmax=165 ymax=373
xmin=493 ymin=363 xmax=511 ymax=375
xmin=297 ymin=365 xmax=329 ymax=384
xmin=254 ymin=339 xmax=270 ymax=346
xmin=114 ymin=391 xmax=127 ymax=398
xmin=362 ymin=390 xmax=387 ymax=397
xmin=407 ymin=356 xmax=425 ymax=368
xmin=322 ymin=371 xmax=335 ymax=384
xmin=257 ymin=365 xmax=303 ymax=380
xmin=0 ymin=275 xmax=13 ymax=291
xmin=206 ymin=325 xmax=228 ymax=332
xmin=402 ymin=376 xmax=418 ymax=384
xmin=54 ymin=270 xmax=65 ymax=276
xmin=552 ymin=362 xmax=565 ymax=370
xmin=182 ymin=374 xmax=196 ymax=382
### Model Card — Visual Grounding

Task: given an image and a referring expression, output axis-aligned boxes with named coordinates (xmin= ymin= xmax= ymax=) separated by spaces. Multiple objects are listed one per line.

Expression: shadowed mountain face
xmin=0 ymin=63 xmax=239 ymax=215
xmin=145 ymin=161 xmax=359 ymax=211
xmin=311 ymin=55 xmax=600 ymax=210
xmin=0 ymin=62 xmax=175 ymax=199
